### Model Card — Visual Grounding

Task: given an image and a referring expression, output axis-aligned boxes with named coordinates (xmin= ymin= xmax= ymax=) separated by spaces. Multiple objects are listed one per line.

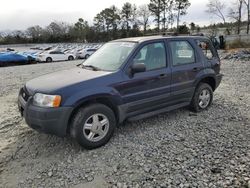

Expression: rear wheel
xmin=46 ymin=57 xmax=52 ymax=62
xmin=70 ymin=103 xmax=116 ymax=149
xmin=68 ymin=56 xmax=74 ymax=61
xmin=190 ymin=83 xmax=213 ymax=112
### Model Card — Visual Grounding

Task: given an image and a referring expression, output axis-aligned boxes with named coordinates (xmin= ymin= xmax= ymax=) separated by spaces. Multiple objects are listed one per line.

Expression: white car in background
xmin=76 ymin=48 xmax=97 ymax=59
xmin=37 ymin=50 xmax=75 ymax=62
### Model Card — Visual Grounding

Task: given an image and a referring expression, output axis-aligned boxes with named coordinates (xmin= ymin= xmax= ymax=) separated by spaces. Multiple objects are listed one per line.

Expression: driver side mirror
xmin=130 ymin=63 xmax=146 ymax=76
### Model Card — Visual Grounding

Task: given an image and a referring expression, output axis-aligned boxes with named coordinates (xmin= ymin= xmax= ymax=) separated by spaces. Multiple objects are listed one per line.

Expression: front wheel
xmin=85 ymin=54 xmax=90 ymax=59
xmin=190 ymin=83 xmax=213 ymax=112
xmin=70 ymin=104 xmax=116 ymax=149
xmin=46 ymin=57 xmax=52 ymax=63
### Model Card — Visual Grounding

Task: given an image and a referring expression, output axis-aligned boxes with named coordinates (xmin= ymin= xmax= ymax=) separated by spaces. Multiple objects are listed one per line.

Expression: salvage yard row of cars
xmin=0 ymin=43 xmax=102 ymax=66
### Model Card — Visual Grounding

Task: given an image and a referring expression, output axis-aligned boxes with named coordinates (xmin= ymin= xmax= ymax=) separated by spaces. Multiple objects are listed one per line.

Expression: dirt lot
xmin=0 ymin=56 xmax=249 ymax=188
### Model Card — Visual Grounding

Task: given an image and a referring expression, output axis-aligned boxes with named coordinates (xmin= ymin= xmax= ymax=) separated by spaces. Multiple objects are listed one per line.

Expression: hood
xmin=25 ymin=67 xmax=111 ymax=95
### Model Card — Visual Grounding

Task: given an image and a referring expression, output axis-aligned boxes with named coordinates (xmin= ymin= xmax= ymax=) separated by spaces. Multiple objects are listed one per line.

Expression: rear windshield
xmin=196 ymin=40 xmax=218 ymax=60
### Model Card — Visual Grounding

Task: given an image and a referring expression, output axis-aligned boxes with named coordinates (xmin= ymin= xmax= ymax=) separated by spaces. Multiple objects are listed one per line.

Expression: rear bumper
xmin=18 ymin=93 xmax=73 ymax=137
xmin=215 ymin=73 xmax=223 ymax=89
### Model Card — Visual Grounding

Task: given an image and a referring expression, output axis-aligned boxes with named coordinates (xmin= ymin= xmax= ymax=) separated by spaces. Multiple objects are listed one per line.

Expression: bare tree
xmin=228 ymin=0 xmax=244 ymax=34
xmin=137 ymin=4 xmax=151 ymax=34
xmin=244 ymin=0 xmax=250 ymax=34
xmin=26 ymin=25 xmax=43 ymax=41
xmin=131 ymin=4 xmax=138 ymax=26
xmin=161 ymin=0 xmax=168 ymax=31
xmin=168 ymin=0 xmax=176 ymax=29
xmin=206 ymin=0 xmax=226 ymax=24
xmin=46 ymin=22 xmax=69 ymax=36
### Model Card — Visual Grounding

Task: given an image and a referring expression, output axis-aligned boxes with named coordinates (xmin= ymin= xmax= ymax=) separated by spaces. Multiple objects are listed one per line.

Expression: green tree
xmin=196 ymin=25 xmax=201 ymax=33
xmin=190 ymin=22 xmax=196 ymax=33
xmin=102 ymin=7 xmax=120 ymax=32
xmin=121 ymin=2 xmax=133 ymax=34
xmin=161 ymin=0 xmax=172 ymax=31
xmin=94 ymin=6 xmax=120 ymax=40
xmin=148 ymin=0 xmax=165 ymax=32
xmin=94 ymin=13 xmax=106 ymax=32
xmin=73 ymin=18 xmax=89 ymax=42
xmin=174 ymin=0 xmax=191 ymax=30
xmin=107 ymin=5 xmax=121 ymax=39
xmin=178 ymin=24 xmax=189 ymax=34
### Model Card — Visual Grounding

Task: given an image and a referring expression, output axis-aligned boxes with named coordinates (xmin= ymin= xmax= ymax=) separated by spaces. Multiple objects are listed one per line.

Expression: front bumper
xmin=18 ymin=90 xmax=73 ymax=137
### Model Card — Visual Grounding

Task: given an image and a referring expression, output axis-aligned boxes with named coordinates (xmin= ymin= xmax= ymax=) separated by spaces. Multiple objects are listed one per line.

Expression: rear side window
xmin=196 ymin=40 xmax=215 ymax=60
xmin=170 ymin=41 xmax=195 ymax=66
xmin=87 ymin=49 xmax=96 ymax=52
xmin=50 ymin=51 xmax=63 ymax=54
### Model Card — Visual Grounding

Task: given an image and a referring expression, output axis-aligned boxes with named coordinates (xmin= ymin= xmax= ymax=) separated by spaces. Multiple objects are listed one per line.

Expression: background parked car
xmin=76 ymin=48 xmax=97 ymax=59
xmin=37 ymin=50 xmax=75 ymax=62
xmin=0 ymin=52 xmax=35 ymax=66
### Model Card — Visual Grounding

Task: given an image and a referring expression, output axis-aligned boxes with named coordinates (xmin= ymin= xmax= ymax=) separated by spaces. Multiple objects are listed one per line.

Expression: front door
xmin=116 ymin=41 xmax=171 ymax=117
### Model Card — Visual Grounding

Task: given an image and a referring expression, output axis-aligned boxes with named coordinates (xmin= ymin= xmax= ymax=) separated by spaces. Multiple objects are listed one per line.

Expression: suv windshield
xmin=83 ymin=42 xmax=137 ymax=71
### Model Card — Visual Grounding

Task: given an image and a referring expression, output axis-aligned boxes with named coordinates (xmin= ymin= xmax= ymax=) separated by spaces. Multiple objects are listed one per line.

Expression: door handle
xmin=158 ymin=74 xmax=167 ymax=79
xmin=192 ymin=67 xmax=200 ymax=72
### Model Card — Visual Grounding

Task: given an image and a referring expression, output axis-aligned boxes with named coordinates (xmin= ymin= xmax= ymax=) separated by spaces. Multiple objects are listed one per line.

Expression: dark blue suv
xmin=18 ymin=36 xmax=222 ymax=149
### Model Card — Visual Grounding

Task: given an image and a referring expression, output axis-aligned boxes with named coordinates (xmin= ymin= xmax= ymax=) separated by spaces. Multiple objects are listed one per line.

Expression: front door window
xmin=133 ymin=42 xmax=167 ymax=71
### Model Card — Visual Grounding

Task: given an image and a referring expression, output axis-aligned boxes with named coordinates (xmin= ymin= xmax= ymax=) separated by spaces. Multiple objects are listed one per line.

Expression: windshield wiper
xmin=82 ymin=64 xmax=101 ymax=71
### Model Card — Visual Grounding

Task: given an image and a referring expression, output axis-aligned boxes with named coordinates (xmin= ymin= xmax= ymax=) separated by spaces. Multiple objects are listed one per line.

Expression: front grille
xmin=20 ymin=87 xmax=30 ymax=101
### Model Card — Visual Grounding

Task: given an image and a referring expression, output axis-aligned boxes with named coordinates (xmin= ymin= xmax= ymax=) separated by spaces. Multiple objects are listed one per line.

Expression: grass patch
xmin=226 ymin=39 xmax=250 ymax=49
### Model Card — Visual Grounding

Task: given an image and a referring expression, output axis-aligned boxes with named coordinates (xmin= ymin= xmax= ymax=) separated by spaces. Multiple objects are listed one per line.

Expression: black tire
xmin=190 ymin=83 xmax=213 ymax=112
xmin=85 ymin=54 xmax=90 ymax=59
xmin=70 ymin=103 xmax=116 ymax=149
xmin=46 ymin=57 xmax=52 ymax=63
xmin=68 ymin=56 xmax=74 ymax=61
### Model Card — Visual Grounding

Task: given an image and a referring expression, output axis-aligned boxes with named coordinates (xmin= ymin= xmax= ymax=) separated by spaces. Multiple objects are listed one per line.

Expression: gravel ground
xmin=0 ymin=56 xmax=249 ymax=188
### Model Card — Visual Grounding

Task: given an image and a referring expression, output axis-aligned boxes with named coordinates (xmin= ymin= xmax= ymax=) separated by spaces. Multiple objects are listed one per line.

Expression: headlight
xmin=33 ymin=93 xmax=61 ymax=108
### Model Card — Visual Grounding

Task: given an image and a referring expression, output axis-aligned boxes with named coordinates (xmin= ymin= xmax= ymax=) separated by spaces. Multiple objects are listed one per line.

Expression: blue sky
xmin=0 ymin=0 xmax=232 ymax=31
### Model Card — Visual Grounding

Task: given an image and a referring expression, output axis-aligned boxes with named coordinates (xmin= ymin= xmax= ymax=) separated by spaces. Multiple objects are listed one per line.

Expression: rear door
xmin=51 ymin=51 xmax=61 ymax=61
xmin=58 ymin=51 xmax=67 ymax=61
xmin=168 ymin=39 xmax=203 ymax=103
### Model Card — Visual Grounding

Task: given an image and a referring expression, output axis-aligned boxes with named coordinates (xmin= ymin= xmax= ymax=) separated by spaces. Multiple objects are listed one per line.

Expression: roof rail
xmin=144 ymin=32 xmax=183 ymax=37
xmin=162 ymin=32 xmax=178 ymax=36
xmin=144 ymin=32 xmax=165 ymax=36
xmin=190 ymin=33 xmax=205 ymax=36
xmin=143 ymin=32 xmax=205 ymax=37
